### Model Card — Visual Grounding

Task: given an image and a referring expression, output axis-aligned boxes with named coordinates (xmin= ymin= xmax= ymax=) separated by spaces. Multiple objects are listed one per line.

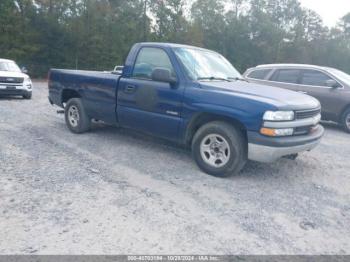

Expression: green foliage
xmin=0 ymin=0 xmax=349 ymax=77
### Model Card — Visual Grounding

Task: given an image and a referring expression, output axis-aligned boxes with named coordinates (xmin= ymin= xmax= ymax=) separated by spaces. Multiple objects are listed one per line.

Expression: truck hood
xmin=199 ymin=80 xmax=320 ymax=111
xmin=0 ymin=71 xmax=29 ymax=79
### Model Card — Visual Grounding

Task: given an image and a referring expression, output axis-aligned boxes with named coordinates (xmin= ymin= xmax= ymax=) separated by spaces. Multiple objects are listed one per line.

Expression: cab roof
xmin=137 ymin=42 xmax=215 ymax=52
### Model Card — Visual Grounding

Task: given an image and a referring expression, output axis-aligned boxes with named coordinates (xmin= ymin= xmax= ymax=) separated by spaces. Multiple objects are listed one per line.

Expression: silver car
xmin=0 ymin=58 xmax=32 ymax=99
xmin=243 ymin=64 xmax=350 ymax=133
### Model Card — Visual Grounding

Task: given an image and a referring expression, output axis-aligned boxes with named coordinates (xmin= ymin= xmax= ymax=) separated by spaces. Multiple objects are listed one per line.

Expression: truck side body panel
xmin=49 ymin=70 xmax=120 ymax=124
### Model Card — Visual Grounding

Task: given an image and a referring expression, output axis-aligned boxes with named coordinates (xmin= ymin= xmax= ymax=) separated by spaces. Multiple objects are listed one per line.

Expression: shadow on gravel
xmin=86 ymin=121 xmax=299 ymax=181
xmin=51 ymin=116 xmax=344 ymax=184
xmin=321 ymin=120 xmax=345 ymax=133
xmin=90 ymin=121 xmax=189 ymax=151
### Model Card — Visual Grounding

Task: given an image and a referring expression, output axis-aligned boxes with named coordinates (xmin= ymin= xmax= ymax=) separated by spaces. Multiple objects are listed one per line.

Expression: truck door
xmin=117 ymin=47 xmax=184 ymax=141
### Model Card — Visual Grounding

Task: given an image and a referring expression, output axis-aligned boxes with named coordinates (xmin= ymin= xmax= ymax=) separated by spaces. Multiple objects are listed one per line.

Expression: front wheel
xmin=192 ymin=121 xmax=247 ymax=177
xmin=65 ymin=98 xmax=91 ymax=133
xmin=23 ymin=92 xmax=32 ymax=99
xmin=341 ymin=108 xmax=350 ymax=133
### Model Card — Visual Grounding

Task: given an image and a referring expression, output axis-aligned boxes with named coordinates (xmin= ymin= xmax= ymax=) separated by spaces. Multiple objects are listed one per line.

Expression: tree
xmin=1 ymin=0 xmax=350 ymax=77
xmin=339 ymin=13 xmax=350 ymax=36
xmin=190 ymin=0 xmax=226 ymax=52
xmin=151 ymin=0 xmax=188 ymax=42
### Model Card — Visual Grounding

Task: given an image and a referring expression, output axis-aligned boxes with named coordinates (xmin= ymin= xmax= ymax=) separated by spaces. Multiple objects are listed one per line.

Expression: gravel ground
xmin=0 ymin=81 xmax=350 ymax=255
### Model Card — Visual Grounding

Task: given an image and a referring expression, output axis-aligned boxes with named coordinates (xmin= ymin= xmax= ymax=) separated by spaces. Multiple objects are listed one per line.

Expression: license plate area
xmin=6 ymin=86 xmax=16 ymax=90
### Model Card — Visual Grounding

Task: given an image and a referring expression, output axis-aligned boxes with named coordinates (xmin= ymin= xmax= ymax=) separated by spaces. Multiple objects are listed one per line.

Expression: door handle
xmin=124 ymin=85 xmax=136 ymax=94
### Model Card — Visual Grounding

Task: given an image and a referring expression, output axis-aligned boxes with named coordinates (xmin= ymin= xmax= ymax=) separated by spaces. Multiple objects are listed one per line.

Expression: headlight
xmin=23 ymin=77 xmax=32 ymax=89
xmin=263 ymin=111 xmax=295 ymax=121
xmin=24 ymin=77 xmax=31 ymax=84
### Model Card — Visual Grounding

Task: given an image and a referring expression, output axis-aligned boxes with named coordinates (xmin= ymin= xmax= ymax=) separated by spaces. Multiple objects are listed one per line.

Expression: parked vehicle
xmin=0 ymin=59 xmax=32 ymax=99
xmin=48 ymin=43 xmax=324 ymax=177
xmin=243 ymin=64 xmax=350 ymax=133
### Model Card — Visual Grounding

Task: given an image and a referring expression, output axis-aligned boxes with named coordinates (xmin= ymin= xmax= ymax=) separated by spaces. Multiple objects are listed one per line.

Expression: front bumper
xmin=0 ymin=89 xmax=31 ymax=96
xmin=0 ymin=84 xmax=32 ymax=96
xmin=247 ymin=125 xmax=324 ymax=163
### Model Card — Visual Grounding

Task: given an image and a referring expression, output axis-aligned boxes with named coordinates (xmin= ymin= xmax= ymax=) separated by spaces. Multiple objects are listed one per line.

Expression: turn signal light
xmin=260 ymin=128 xmax=276 ymax=136
xmin=260 ymin=128 xmax=294 ymax=137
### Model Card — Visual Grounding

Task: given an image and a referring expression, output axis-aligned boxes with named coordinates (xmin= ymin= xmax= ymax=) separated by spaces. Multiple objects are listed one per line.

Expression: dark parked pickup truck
xmin=48 ymin=42 xmax=324 ymax=177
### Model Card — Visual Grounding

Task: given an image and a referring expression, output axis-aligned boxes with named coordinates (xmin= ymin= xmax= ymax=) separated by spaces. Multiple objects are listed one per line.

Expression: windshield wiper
xmin=197 ymin=77 xmax=232 ymax=82
xmin=228 ymin=77 xmax=248 ymax=82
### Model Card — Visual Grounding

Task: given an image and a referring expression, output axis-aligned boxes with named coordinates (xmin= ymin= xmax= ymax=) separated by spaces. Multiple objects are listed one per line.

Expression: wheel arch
xmin=184 ymin=112 xmax=248 ymax=146
xmin=340 ymin=104 xmax=350 ymax=121
xmin=61 ymin=89 xmax=81 ymax=106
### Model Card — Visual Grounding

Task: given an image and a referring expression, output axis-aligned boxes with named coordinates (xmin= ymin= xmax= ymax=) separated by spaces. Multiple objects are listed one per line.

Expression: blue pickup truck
xmin=48 ymin=42 xmax=324 ymax=177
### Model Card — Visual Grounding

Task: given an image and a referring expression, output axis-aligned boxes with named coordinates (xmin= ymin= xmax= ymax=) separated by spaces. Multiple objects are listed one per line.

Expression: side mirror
xmin=112 ymin=65 xmax=124 ymax=75
xmin=325 ymin=79 xmax=339 ymax=88
xmin=151 ymin=68 xmax=177 ymax=84
xmin=114 ymin=65 xmax=124 ymax=72
xmin=21 ymin=67 xmax=28 ymax=74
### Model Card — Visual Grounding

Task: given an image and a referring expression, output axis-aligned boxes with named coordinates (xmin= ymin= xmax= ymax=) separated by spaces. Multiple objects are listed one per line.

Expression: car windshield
xmin=327 ymin=68 xmax=350 ymax=84
xmin=0 ymin=61 xmax=21 ymax=73
xmin=174 ymin=47 xmax=241 ymax=81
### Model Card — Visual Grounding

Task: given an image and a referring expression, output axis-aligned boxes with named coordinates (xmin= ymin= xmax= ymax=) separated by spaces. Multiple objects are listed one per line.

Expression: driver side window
xmin=132 ymin=47 xmax=175 ymax=80
xmin=300 ymin=69 xmax=341 ymax=87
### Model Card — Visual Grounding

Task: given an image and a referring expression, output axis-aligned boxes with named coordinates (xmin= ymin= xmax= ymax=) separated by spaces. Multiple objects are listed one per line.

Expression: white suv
xmin=0 ymin=59 xmax=32 ymax=99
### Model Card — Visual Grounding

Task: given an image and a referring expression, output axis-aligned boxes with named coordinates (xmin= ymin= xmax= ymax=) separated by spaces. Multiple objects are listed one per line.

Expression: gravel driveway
xmin=0 ymin=81 xmax=350 ymax=255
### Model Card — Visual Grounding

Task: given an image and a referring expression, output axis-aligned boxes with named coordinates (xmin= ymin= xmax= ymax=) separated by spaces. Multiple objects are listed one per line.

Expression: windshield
xmin=0 ymin=61 xmax=21 ymax=73
xmin=327 ymin=68 xmax=350 ymax=84
xmin=174 ymin=47 xmax=241 ymax=81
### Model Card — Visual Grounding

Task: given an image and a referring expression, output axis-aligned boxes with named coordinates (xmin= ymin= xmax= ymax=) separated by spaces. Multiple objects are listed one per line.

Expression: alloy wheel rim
xmin=68 ymin=105 xmax=80 ymax=127
xmin=200 ymin=134 xmax=231 ymax=168
xmin=346 ymin=113 xmax=350 ymax=129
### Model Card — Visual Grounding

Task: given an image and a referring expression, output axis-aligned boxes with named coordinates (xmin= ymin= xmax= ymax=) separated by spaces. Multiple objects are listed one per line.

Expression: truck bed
xmin=49 ymin=69 xmax=121 ymax=124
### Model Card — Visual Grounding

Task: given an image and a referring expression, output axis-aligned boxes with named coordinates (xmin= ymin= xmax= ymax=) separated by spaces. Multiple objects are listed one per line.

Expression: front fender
xmin=187 ymin=103 xmax=264 ymax=128
xmin=180 ymin=103 xmax=265 ymax=145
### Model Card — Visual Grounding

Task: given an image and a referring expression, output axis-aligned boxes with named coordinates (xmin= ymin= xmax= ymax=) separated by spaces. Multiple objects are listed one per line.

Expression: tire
xmin=23 ymin=92 xmax=32 ymax=99
xmin=192 ymin=121 xmax=247 ymax=177
xmin=341 ymin=107 xmax=350 ymax=133
xmin=64 ymin=98 xmax=91 ymax=133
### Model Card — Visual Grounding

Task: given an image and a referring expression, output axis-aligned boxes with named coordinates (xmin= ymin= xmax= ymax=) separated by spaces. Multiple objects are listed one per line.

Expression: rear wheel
xmin=192 ymin=121 xmax=247 ymax=177
xmin=65 ymin=98 xmax=90 ymax=133
xmin=341 ymin=108 xmax=350 ymax=133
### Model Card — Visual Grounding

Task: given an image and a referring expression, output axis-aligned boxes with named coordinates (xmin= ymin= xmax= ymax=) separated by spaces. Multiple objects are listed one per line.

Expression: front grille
xmin=0 ymin=77 xmax=24 ymax=84
xmin=294 ymin=126 xmax=312 ymax=136
xmin=295 ymin=108 xmax=321 ymax=119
